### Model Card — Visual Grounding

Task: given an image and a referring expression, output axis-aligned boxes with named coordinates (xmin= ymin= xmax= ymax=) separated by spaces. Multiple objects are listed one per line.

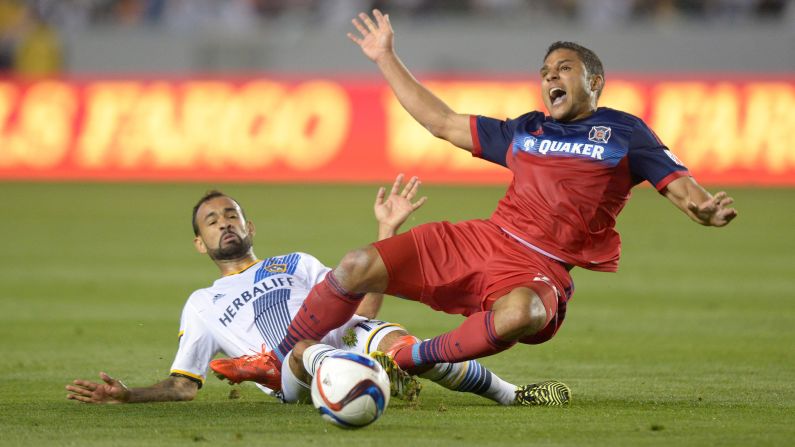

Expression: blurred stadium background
xmin=1 ymin=0 xmax=793 ymax=184
xmin=1 ymin=1 xmax=794 ymax=446
xmin=2 ymin=0 xmax=794 ymax=74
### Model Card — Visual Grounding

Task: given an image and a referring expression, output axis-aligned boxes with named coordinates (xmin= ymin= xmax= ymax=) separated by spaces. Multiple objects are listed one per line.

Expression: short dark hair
xmin=545 ymin=41 xmax=605 ymax=96
xmin=191 ymin=190 xmax=246 ymax=236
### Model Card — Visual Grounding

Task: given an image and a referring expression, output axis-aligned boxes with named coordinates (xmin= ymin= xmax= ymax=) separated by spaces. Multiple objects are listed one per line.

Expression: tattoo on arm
xmin=127 ymin=376 xmax=199 ymax=403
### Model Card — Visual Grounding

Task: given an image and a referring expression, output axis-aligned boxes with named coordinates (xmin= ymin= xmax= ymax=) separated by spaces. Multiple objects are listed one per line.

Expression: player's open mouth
xmin=550 ymin=87 xmax=567 ymax=106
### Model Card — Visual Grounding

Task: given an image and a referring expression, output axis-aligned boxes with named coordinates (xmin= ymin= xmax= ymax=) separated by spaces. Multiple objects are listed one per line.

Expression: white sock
xmin=301 ymin=343 xmax=346 ymax=376
xmin=420 ymin=360 xmax=518 ymax=405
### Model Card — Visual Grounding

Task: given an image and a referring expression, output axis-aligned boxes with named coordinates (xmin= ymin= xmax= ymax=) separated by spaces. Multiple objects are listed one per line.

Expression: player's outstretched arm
xmin=663 ymin=177 xmax=738 ymax=227
xmin=348 ymin=9 xmax=473 ymax=151
xmin=355 ymin=174 xmax=427 ymax=318
xmin=66 ymin=372 xmax=198 ymax=404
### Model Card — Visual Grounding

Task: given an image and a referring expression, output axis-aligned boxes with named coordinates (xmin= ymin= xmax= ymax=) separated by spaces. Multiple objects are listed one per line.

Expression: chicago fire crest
xmin=588 ymin=126 xmax=612 ymax=144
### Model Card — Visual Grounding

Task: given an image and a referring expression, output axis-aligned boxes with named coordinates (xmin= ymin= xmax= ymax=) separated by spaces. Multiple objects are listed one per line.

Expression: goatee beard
xmin=209 ymin=234 xmax=253 ymax=261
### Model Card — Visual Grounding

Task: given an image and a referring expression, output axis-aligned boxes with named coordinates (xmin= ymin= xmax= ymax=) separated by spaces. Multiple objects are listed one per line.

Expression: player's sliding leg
xmin=372 ymin=332 xmax=516 ymax=404
xmin=389 ymin=310 xmax=517 ymax=369
xmin=391 ymin=286 xmax=556 ymax=369
xmin=419 ymin=360 xmax=520 ymax=405
xmin=378 ymin=333 xmax=565 ymax=406
xmin=416 ymin=356 xmax=520 ymax=406
xmin=275 ymin=247 xmax=389 ymax=366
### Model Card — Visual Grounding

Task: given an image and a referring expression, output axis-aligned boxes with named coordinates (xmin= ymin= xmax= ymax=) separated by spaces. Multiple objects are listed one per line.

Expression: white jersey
xmin=170 ymin=252 xmax=333 ymax=386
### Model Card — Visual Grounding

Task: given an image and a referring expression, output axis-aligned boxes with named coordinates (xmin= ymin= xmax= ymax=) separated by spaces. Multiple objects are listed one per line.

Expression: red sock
xmin=275 ymin=272 xmax=362 ymax=365
xmin=393 ymin=311 xmax=516 ymax=369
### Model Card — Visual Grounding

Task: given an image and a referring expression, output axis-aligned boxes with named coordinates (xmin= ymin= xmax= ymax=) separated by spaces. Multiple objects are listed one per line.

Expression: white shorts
xmin=279 ymin=316 xmax=405 ymax=403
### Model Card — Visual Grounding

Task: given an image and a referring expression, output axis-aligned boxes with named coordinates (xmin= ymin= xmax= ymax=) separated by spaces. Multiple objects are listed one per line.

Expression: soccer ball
xmin=310 ymin=352 xmax=390 ymax=428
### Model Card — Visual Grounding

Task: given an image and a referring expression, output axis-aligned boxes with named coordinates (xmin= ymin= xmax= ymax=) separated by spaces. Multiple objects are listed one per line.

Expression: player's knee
xmin=337 ymin=247 xmax=376 ymax=278
xmin=527 ymin=295 xmax=549 ymax=331
xmin=509 ymin=298 xmax=547 ymax=336
xmin=335 ymin=246 xmax=386 ymax=292
xmin=494 ymin=291 xmax=549 ymax=340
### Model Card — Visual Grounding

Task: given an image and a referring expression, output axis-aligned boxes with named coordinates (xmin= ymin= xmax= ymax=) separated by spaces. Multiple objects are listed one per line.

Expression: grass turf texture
xmin=0 ymin=182 xmax=793 ymax=446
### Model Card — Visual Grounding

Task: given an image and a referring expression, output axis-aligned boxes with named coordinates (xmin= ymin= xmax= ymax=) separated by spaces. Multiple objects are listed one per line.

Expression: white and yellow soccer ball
xmin=310 ymin=352 xmax=390 ymax=428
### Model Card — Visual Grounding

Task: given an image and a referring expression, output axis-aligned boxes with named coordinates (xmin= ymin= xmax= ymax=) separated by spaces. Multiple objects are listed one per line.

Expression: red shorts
xmin=373 ymin=219 xmax=574 ymax=344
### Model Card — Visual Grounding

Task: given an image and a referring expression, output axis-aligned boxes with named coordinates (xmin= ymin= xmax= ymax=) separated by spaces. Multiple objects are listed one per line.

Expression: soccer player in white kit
xmin=66 ymin=176 xmax=537 ymax=406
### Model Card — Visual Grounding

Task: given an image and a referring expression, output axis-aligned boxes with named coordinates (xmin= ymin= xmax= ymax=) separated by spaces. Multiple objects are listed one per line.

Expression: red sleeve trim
xmin=470 ymin=115 xmax=483 ymax=158
xmin=655 ymin=170 xmax=690 ymax=193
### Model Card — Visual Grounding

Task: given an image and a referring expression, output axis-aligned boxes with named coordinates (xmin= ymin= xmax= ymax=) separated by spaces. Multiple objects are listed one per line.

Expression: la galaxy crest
xmin=265 ymin=263 xmax=287 ymax=273
xmin=588 ymin=126 xmax=612 ymax=144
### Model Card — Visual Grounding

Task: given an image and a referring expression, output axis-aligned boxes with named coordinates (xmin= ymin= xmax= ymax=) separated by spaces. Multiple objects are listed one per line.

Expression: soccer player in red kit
xmin=239 ymin=10 xmax=737 ymax=397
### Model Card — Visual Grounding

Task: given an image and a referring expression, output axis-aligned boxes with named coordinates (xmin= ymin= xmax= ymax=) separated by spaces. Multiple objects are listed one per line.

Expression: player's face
xmin=540 ymin=49 xmax=600 ymax=122
xmin=194 ymin=197 xmax=254 ymax=261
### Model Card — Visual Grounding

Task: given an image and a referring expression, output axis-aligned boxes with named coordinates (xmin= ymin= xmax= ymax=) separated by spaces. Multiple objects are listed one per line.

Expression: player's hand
xmin=374 ymin=174 xmax=427 ymax=233
xmin=347 ymin=9 xmax=394 ymax=63
xmin=687 ymin=191 xmax=737 ymax=227
xmin=66 ymin=372 xmax=131 ymax=404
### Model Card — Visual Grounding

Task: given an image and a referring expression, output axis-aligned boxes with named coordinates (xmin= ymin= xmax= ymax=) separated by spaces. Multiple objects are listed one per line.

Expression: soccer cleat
xmin=209 ymin=346 xmax=282 ymax=391
xmin=370 ymin=351 xmax=422 ymax=402
xmin=514 ymin=380 xmax=571 ymax=406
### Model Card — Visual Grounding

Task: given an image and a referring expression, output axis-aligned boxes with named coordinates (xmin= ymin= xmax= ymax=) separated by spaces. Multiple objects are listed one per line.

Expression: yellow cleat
xmin=514 ymin=381 xmax=571 ymax=406
xmin=370 ymin=351 xmax=422 ymax=402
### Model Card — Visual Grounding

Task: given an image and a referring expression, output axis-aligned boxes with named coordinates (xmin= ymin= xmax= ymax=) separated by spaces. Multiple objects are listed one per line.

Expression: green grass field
xmin=1 ymin=182 xmax=793 ymax=446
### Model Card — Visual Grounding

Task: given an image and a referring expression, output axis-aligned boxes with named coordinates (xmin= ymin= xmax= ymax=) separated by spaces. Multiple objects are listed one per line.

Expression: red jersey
xmin=471 ymin=107 xmax=689 ymax=272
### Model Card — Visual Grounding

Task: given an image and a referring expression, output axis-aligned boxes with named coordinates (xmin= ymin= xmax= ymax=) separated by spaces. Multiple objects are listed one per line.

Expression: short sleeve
xmin=296 ymin=252 xmax=332 ymax=288
xmin=471 ymin=114 xmax=529 ymax=167
xmin=627 ymin=120 xmax=690 ymax=191
xmin=169 ymin=299 xmax=220 ymax=386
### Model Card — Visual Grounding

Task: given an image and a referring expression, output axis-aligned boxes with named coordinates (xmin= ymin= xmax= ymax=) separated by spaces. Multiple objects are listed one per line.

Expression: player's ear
xmin=247 ymin=220 xmax=256 ymax=237
xmin=193 ymin=236 xmax=207 ymax=254
xmin=589 ymin=74 xmax=604 ymax=95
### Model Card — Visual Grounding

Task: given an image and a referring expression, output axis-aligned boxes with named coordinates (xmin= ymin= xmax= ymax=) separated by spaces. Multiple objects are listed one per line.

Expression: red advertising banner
xmin=1 ymin=75 xmax=793 ymax=184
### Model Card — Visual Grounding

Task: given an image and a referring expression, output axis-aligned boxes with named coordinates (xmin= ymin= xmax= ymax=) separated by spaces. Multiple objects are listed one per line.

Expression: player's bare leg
xmin=333 ymin=245 xmax=391 ymax=292
xmin=489 ymin=288 xmax=573 ymax=406
xmin=490 ymin=287 xmax=550 ymax=340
